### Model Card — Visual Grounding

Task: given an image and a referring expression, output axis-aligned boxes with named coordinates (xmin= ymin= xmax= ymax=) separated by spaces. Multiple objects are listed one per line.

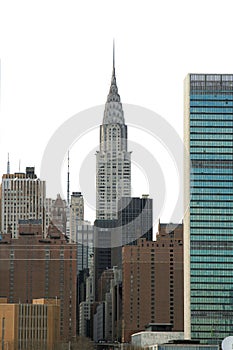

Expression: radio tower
xmin=67 ymin=150 xmax=70 ymax=207
xmin=66 ymin=151 xmax=71 ymax=241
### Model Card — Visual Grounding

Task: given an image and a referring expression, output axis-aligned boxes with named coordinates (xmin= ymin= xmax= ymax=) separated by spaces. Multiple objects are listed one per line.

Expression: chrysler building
xmin=96 ymin=46 xmax=131 ymax=220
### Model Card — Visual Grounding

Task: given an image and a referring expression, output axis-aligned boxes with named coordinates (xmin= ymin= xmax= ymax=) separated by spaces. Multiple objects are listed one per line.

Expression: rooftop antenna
xmin=67 ymin=151 xmax=70 ymax=206
xmin=7 ymin=153 xmax=10 ymax=174
xmin=19 ymin=159 xmax=21 ymax=172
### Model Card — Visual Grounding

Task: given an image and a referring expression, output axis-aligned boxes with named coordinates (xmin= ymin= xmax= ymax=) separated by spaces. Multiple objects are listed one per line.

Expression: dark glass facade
xmin=186 ymin=74 xmax=233 ymax=343
xmin=111 ymin=196 xmax=153 ymax=268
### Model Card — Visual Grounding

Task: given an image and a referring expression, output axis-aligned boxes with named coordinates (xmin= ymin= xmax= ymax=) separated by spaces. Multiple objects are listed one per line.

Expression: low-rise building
xmin=131 ymin=330 xmax=184 ymax=349
xmin=0 ymin=298 xmax=60 ymax=350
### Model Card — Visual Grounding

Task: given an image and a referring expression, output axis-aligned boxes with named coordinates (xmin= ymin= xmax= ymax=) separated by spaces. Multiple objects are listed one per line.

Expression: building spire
xmin=113 ymin=39 xmax=115 ymax=71
xmin=111 ymin=39 xmax=116 ymax=86
xmin=103 ymin=41 xmax=125 ymax=125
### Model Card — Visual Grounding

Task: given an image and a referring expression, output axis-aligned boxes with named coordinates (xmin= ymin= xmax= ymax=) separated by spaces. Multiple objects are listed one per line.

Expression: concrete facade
xmin=69 ymin=192 xmax=84 ymax=243
xmin=1 ymin=167 xmax=46 ymax=238
xmin=131 ymin=331 xmax=184 ymax=348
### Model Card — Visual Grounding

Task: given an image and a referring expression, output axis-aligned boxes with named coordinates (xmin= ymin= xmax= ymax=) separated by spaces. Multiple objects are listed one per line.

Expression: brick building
xmin=155 ymin=223 xmax=183 ymax=330
xmin=122 ymin=223 xmax=183 ymax=342
xmin=0 ymin=228 xmax=77 ymax=341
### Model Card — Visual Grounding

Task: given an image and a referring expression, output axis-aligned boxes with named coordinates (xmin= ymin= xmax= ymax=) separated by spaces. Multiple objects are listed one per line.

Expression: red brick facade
xmin=0 ymin=230 xmax=77 ymax=341
xmin=122 ymin=223 xmax=183 ymax=342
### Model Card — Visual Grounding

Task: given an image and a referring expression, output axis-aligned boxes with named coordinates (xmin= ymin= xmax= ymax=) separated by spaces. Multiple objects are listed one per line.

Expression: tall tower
xmin=184 ymin=74 xmax=233 ymax=344
xmin=69 ymin=191 xmax=84 ymax=243
xmin=96 ymin=44 xmax=131 ymax=220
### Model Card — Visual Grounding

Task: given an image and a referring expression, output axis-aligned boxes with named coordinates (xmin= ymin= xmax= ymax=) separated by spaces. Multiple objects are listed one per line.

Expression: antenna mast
xmin=7 ymin=153 xmax=10 ymax=174
xmin=67 ymin=151 xmax=70 ymax=206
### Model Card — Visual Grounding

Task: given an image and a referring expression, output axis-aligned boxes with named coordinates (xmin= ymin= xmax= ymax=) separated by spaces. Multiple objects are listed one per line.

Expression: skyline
xmin=1 ymin=0 xmax=233 ymax=225
xmin=1 ymin=1 xmax=233 ymax=347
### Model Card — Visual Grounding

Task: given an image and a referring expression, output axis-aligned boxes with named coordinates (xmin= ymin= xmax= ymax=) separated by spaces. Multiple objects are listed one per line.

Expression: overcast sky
xmin=1 ymin=0 xmax=233 ymax=224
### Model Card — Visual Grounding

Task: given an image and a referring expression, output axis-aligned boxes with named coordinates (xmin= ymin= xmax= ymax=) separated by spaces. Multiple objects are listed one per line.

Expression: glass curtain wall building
xmin=184 ymin=74 xmax=233 ymax=344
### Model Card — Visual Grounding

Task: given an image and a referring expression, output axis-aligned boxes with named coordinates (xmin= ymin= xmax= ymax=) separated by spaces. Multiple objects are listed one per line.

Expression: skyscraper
xmin=184 ymin=74 xmax=233 ymax=343
xmin=96 ymin=45 xmax=131 ymax=220
xmin=69 ymin=191 xmax=84 ymax=243
xmin=112 ymin=195 xmax=153 ymax=268
xmin=1 ymin=167 xmax=46 ymax=238
xmin=118 ymin=196 xmax=153 ymax=242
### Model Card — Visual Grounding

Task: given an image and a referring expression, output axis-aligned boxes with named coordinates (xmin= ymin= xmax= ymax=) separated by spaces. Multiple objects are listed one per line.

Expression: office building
xmin=1 ymin=167 xmax=46 ymax=238
xmin=0 ymin=298 xmax=60 ymax=350
xmin=93 ymin=302 xmax=106 ymax=342
xmin=155 ymin=223 xmax=183 ymax=330
xmin=77 ymin=250 xmax=95 ymax=337
xmin=76 ymin=220 xmax=94 ymax=273
xmin=79 ymin=301 xmax=93 ymax=338
xmin=49 ymin=193 xmax=67 ymax=233
xmin=0 ymin=228 xmax=77 ymax=341
xmin=104 ymin=267 xmax=122 ymax=342
xmin=112 ymin=195 xmax=153 ymax=267
xmin=69 ymin=191 xmax=84 ymax=243
xmin=122 ymin=223 xmax=183 ymax=343
xmin=94 ymin=219 xmax=117 ymax=301
xmin=184 ymin=74 xmax=233 ymax=343
xmin=96 ymin=47 xmax=131 ymax=220
xmin=76 ymin=221 xmax=94 ymax=329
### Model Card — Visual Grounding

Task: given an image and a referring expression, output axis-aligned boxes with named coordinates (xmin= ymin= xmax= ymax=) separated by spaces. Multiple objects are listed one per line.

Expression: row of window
xmin=190 ymin=214 xmax=233 ymax=220
xmin=191 ymin=181 xmax=233 ymax=188
xmin=191 ymin=276 xmax=233 ymax=283
xmin=191 ymin=222 xmax=233 ymax=229
xmin=190 ymin=75 xmax=233 ymax=81
xmin=191 ymin=187 xmax=233 ymax=194
xmin=191 ymin=296 xmax=233 ymax=304
xmin=191 ymin=101 xmax=233 ymax=106
xmin=191 ymin=147 xmax=233 ymax=153
xmin=191 ymin=290 xmax=233 ymax=297
xmin=191 ymin=236 xmax=233 ymax=242
xmin=191 ymin=139 xmax=233 ymax=146
xmin=191 ymin=91 xmax=233 ymax=98
xmin=191 ymin=209 xmax=233 ymax=216
xmin=191 ymin=268 xmax=233 ymax=275
xmin=191 ymin=133 xmax=233 ymax=139
xmin=191 ymin=174 xmax=233 ymax=180
xmin=191 ymin=154 xmax=233 ymax=160
xmin=191 ymin=283 xmax=233 ymax=291
xmin=191 ymin=106 xmax=233 ymax=112
xmin=191 ymin=196 xmax=233 ymax=202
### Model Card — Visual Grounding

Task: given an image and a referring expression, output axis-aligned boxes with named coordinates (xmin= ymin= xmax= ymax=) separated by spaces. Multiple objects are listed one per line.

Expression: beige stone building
xmin=1 ymin=167 xmax=46 ymax=238
xmin=0 ymin=298 xmax=60 ymax=350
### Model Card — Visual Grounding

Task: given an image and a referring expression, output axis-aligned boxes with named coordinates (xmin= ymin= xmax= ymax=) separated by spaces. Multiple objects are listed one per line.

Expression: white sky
xmin=1 ymin=0 xmax=233 ymax=225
